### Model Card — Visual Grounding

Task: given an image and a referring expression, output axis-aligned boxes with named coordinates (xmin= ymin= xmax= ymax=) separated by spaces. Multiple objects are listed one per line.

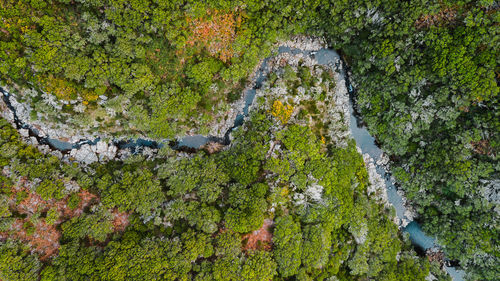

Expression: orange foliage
xmin=111 ymin=209 xmax=130 ymax=232
xmin=242 ymin=219 xmax=274 ymax=252
xmin=9 ymin=218 xmax=61 ymax=261
xmin=2 ymin=177 xmax=100 ymax=260
xmin=202 ymin=141 xmax=224 ymax=154
xmin=320 ymin=135 xmax=326 ymax=144
xmin=415 ymin=8 xmax=457 ymax=29
xmin=426 ymin=248 xmax=445 ymax=268
xmin=185 ymin=9 xmax=242 ymax=62
xmin=471 ymin=140 xmax=494 ymax=156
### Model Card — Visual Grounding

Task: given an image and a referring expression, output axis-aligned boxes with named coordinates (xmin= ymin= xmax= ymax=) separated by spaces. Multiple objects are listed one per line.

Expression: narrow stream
xmin=1 ymin=46 xmax=465 ymax=280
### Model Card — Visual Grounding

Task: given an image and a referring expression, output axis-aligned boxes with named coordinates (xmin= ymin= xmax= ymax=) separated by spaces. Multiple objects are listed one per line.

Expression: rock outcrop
xmin=70 ymin=145 xmax=98 ymax=165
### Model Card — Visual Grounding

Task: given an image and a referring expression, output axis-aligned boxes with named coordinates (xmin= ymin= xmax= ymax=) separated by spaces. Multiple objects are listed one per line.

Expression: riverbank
xmin=0 ymin=36 xmax=331 ymax=165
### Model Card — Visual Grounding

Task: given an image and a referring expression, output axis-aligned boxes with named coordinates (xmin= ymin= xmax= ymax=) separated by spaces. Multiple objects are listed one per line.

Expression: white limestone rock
xmin=64 ymin=181 xmax=80 ymax=192
xmin=49 ymin=150 xmax=63 ymax=159
xmin=393 ymin=216 xmax=400 ymax=226
xmin=376 ymin=153 xmax=390 ymax=166
xmin=280 ymin=36 xmax=327 ymax=51
xmin=0 ymin=99 xmax=14 ymax=122
xmin=400 ymin=218 xmax=410 ymax=228
xmin=28 ymin=137 xmax=38 ymax=146
xmin=19 ymin=128 xmax=29 ymax=138
xmin=70 ymin=144 xmax=98 ymax=165
xmin=140 ymin=147 xmax=155 ymax=159
xmin=363 ymin=153 xmax=390 ymax=207
xmin=8 ymin=96 xmax=33 ymax=131
xmin=404 ymin=209 xmax=416 ymax=222
xmin=95 ymin=140 xmax=108 ymax=154
xmin=38 ymin=145 xmax=51 ymax=154
xmin=106 ymin=145 xmax=118 ymax=158
xmin=118 ymin=149 xmax=132 ymax=160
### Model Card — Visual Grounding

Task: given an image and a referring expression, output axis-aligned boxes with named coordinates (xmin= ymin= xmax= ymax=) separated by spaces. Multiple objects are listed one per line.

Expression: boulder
xmin=400 ymin=218 xmax=410 ymax=228
xmin=64 ymin=181 xmax=80 ymax=192
xmin=95 ymin=140 xmax=108 ymax=154
xmin=49 ymin=150 xmax=63 ymax=159
xmin=38 ymin=145 xmax=51 ymax=154
xmin=70 ymin=144 xmax=98 ymax=165
xmin=28 ymin=137 xmax=38 ymax=146
xmin=19 ymin=128 xmax=29 ymax=138
xmin=99 ymin=144 xmax=117 ymax=161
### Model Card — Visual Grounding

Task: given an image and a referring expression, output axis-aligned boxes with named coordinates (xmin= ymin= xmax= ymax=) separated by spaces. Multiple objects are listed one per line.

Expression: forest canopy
xmin=0 ymin=0 xmax=498 ymax=280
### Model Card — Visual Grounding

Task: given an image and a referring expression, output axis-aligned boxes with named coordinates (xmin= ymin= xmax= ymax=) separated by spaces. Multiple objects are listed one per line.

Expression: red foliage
xmin=415 ymin=8 xmax=457 ymax=29
xmin=15 ymin=189 xmax=46 ymax=215
xmin=242 ymin=219 xmax=273 ymax=252
xmin=111 ymin=209 xmax=130 ymax=232
xmin=426 ymin=248 xmax=445 ymax=268
xmin=55 ymin=189 xmax=97 ymax=219
xmin=471 ymin=140 xmax=494 ymax=156
xmin=185 ymin=9 xmax=242 ymax=62
xmin=9 ymin=219 xmax=61 ymax=261
xmin=2 ymin=177 xmax=99 ymax=260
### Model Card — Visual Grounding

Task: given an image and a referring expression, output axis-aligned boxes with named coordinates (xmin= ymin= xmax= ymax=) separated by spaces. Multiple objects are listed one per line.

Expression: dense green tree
xmin=96 ymin=168 xmax=165 ymax=218
xmin=225 ymin=183 xmax=267 ymax=233
xmin=273 ymin=215 xmax=302 ymax=277
xmin=215 ymin=230 xmax=241 ymax=257
xmin=41 ymin=241 xmax=100 ymax=281
xmin=160 ymin=154 xmax=229 ymax=203
xmin=241 ymin=250 xmax=277 ymax=281
xmin=0 ymin=240 xmax=41 ymax=281
xmin=380 ymin=253 xmax=430 ymax=281
xmin=301 ymin=224 xmax=331 ymax=270
xmin=61 ymin=205 xmax=114 ymax=242
xmin=212 ymin=255 xmax=242 ymax=281
xmin=181 ymin=229 xmax=214 ymax=262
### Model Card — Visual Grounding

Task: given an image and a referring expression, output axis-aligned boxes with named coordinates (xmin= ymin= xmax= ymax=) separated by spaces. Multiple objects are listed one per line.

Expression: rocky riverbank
xmin=0 ymin=36 xmax=333 ymax=165
xmin=0 ymin=37 xmax=414 ymax=227
xmin=0 ymin=36 xmax=419 ymax=232
xmin=1 ymin=37 xmax=462 ymax=279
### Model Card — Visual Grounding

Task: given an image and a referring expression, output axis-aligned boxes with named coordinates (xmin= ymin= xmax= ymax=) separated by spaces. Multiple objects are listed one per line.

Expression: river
xmin=177 ymin=46 xmax=466 ymax=280
xmin=0 ymin=45 xmax=465 ymax=280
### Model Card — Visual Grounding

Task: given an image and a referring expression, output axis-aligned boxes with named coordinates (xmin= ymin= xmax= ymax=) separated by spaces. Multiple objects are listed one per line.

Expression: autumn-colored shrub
xmin=185 ymin=9 xmax=242 ymax=62
xmin=271 ymin=100 xmax=293 ymax=124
